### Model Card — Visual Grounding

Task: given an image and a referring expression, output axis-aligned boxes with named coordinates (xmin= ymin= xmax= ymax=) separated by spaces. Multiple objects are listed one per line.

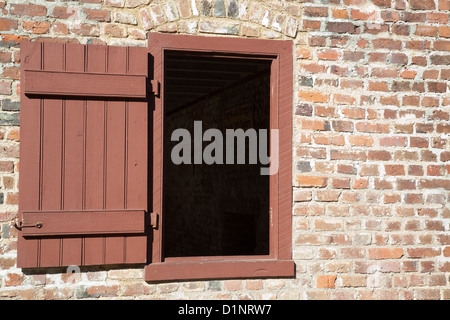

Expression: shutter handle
xmin=150 ymin=80 xmax=160 ymax=97
xmin=13 ymin=219 xmax=43 ymax=230
xmin=149 ymin=212 xmax=159 ymax=229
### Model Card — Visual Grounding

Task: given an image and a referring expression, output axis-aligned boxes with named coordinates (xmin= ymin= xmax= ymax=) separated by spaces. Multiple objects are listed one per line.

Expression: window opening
xmin=162 ymin=51 xmax=272 ymax=258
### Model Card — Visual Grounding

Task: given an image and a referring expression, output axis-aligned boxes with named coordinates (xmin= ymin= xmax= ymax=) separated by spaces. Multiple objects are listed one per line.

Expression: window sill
xmin=144 ymin=259 xmax=295 ymax=282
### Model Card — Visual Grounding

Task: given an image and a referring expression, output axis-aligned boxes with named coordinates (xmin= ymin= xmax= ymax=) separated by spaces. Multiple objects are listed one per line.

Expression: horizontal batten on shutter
xmin=24 ymin=70 xmax=147 ymax=99
xmin=21 ymin=210 xmax=146 ymax=237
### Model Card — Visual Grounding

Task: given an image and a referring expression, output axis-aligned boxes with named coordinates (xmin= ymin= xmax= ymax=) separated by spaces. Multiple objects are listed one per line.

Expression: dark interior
xmin=162 ymin=51 xmax=271 ymax=258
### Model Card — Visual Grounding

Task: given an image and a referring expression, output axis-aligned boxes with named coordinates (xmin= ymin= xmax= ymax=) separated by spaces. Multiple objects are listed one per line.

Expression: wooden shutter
xmin=18 ymin=41 xmax=148 ymax=268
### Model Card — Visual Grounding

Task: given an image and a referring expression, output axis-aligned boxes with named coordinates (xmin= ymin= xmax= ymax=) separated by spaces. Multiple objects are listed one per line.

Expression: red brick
xmin=313 ymin=135 xmax=345 ymax=146
xmin=400 ymin=70 xmax=417 ymax=79
xmin=0 ymin=18 xmax=18 ymax=31
xmin=330 ymin=150 xmax=367 ymax=161
xmin=296 ymin=147 xmax=327 ymax=159
xmin=423 ymin=70 xmax=439 ymax=80
xmin=368 ymin=248 xmax=404 ymax=259
xmin=372 ymin=38 xmax=402 ymax=50
xmin=410 ymin=137 xmax=428 ymax=148
xmin=380 ymin=137 xmax=407 ymax=147
xmin=296 ymin=48 xmax=312 ymax=59
xmin=293 ymin=190 xmax=312 ymax=202
xmin=317 ymin=275 xmax=336 ymax=288
xmin=332 ymin=9 xmax=348 ymax=19
xmin=0 ymin=80 xmax=12 ymax=95
xmin=22 ymin=21 xmax=51 ymax=34
xmin=359 ymin=164 xmax=379 ymax=176
xmin=338 ymin=164 xmax=356 ymax=175
xmin=343 ymin=51 xmax=365 ymax=62
xmin=356 ymin=122 xmax=389 ymax=133
xmin=295 ymin=175 xmax=328 ymax=187
xmin=384 ymin=164 xmax=405 ymax=176
xmin=4 ymin=273 xmax=25 ymax=286
xmin=11 ymin=4 xmax=46 ymax=16
xmin=407 ymin=248 xmax=440 ymax=258
xmin=339 ymin=275 xmax=366 ymax=287
xmin=104 ymin=24 xmax=126 ymax=38
xmin=415 ymin=25 xmax=438 ymax=37
xmin=331 ymin=178 xmax=350 ymax=189
xmin=410 ymin=0 xmax=436 ymax=9
xmin=314 ymin=219 xmax=343 ymax=231
xmin=374 ymin=178 xmax=393 ymax=190
xmin=326 ymin=21 xmax=359 ymax=34
xmin=298 ymin=90 xmax=329 ymax=103
xmin=304 ymin=6 xmax=328 ymax=17
xmin=353 ymin=178 xmax=369 ymax=189
xmin=369 ymin=81 xmax=389 ymax=92
xmin=405 ymin=193 xmax=423 ymax=204
xmin=298 ymin=119 xmax=329 ymax=131
xmin=341 ymin=107 xmax=365 ymax=119
xmin=315 ymin=106 xmax=336 ymax=117
xmin=368 ymin=150 xmax=391 ymax=161
xmin=427 ymin=165 xmax=445 ymax=176
xmin=317 ymin=49 xmax=340 ymax=61
xmin=396 ymin=179 xmax=416 ymax=190
xmin=350 ymin=9 xmax=375 ymax=20
xmin=439 ymin=26 xmax=450 ymax=38
xmin=427 ymin=12 xmax=448 ymax=24
xmin=84 ymin=8 xmax=111 ymax=22
xmin=348 ymin=135 xmax=374 ymax=147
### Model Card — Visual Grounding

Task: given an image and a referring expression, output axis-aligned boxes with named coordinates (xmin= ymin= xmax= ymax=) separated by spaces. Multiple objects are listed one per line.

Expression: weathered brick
xmin=0 ymin=18 xmax=18 ymax=31
xmin=368 ymin=248 xmax=404 ymax=259
xmin=326 ymin=21 xmax=359 ymax=34
xmin=317 ymin=275 xmax=336 ymax=288
xmin=295 ymin=175 xmax=328 ymax=187
xmin=409 ymin=0 xmax=436 ymax=10
xmin=10 ymin=4 xmax=46 ymax=17
xmin=22 ymin=21 xmax=51 ymax=34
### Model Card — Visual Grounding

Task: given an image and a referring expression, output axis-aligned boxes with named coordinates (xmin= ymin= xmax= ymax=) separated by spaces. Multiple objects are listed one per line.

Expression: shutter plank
xmin=104 ymin=46 xmax=127 ymax=264
xmin=24 ymin=70 xmax=146 ymax=98
xmin=125 ymin=46 xmax=148 ymax=263
xmin=39 ymin=42 xmax=64 ymax=267
xmin=17 ymin=41 xmax=42 ymax=268
xmin=22 ymin=210 xmax=145 ymax=236
xmin=83 ymin=45 xmax=107 ymax=266
xmin=61 ymin=43 xmax=86 ymax=266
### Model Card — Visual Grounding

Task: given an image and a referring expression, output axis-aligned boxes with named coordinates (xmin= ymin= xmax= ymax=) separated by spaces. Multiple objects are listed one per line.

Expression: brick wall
xmin=0 ymin=0 xmax=449 ymax=299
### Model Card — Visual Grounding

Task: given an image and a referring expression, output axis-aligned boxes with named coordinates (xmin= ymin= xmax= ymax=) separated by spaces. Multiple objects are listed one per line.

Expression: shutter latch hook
xmin=12 ymin=218 xmax=43 ymax=231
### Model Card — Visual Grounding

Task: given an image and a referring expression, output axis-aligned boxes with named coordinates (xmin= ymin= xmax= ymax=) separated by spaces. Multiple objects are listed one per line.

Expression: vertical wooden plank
xmin=149 ymin=39 xmax=163 ymax=263
xmin=104 ymin=46 xmax=127 ymax=264
xmin=61 ymin=43 xmax=85 ymax=266
xmin=269 ymin=57 xmax=279 ymax=260
xmin=39 ymin=42 xmax=64 ymax=267
xmin=125 ymin=46 xmax=148 ymax=263
xmin=277 ymin=49 xmax=293 ymax=260
xmin=17 ymin=41 xmax=42 ymax=268
xmin=83 ymin=44 xmax=107 ymax=266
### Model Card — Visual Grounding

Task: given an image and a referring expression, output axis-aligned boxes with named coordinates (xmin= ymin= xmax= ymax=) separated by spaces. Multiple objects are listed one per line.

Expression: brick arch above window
xmin=136 ymin=0 xmax=299 ymax=39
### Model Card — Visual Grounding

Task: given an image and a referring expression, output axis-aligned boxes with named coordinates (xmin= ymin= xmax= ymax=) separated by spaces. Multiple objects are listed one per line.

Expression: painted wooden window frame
xmin=145 ymin=33 xmax=294 ymax=282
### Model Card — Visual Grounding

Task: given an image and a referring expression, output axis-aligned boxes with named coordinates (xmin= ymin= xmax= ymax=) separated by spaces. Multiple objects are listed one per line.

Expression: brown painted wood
xmin=22 ymin=210 xmax=146 ymax=237
xmin=61 ymin=43 xmax=85 ymax=266
xmin=24 ymin=70 xmax=147 ymax=99
xmin=18 ymin=41 xmax=148 ymax=268
xmin=146 ymin=33 xmax=293 ymax=281
xmin=145 ymin=260 xmax=295 ymax=282
xmin=124 ymin=46 xmax=148 ymax=264
xmin=17 ymin=41 xmax=42 ymax=268
xmin=39 ymin=42 xmax=64 ymax=268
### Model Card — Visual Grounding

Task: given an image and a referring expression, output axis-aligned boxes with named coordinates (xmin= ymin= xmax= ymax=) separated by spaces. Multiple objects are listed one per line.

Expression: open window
xmin=18 ymin=34 xmax=294 ymax=282
xmin=146 ymin=33 xmax=294 ymax=281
